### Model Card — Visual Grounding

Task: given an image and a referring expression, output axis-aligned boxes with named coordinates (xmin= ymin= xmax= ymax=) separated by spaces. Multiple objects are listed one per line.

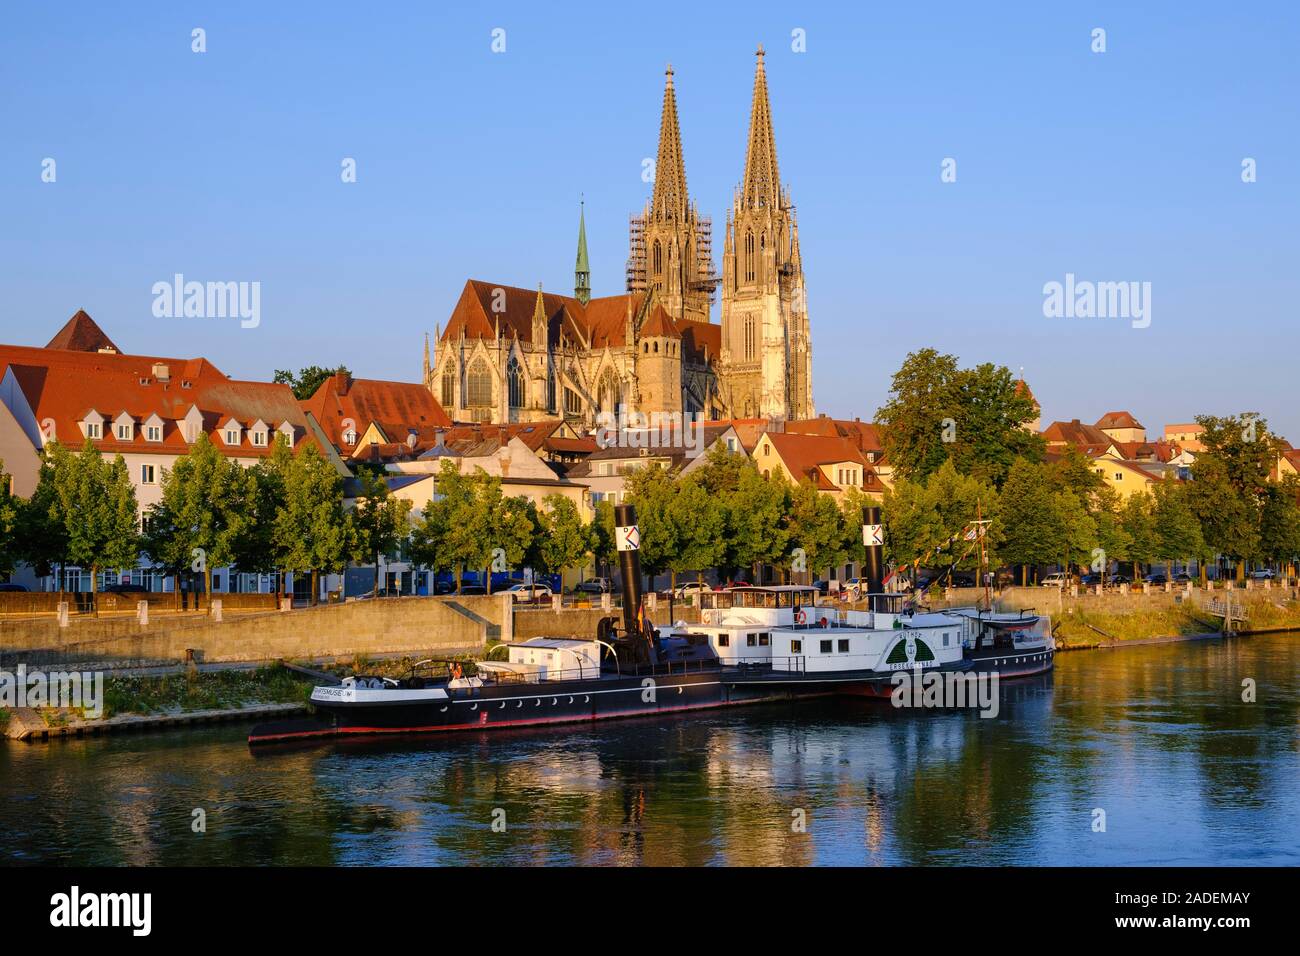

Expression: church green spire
xmin=574 ymin=199 xmax=591 ymax=305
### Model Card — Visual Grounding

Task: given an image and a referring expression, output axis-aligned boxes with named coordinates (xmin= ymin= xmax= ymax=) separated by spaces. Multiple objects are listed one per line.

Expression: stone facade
xmin=427 ymin=52 xmax=814 ymax=427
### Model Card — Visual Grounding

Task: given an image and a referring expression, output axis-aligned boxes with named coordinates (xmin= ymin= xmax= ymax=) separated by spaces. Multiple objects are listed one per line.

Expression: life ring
xmin=795 ymin=609 xmax=807 ymax=625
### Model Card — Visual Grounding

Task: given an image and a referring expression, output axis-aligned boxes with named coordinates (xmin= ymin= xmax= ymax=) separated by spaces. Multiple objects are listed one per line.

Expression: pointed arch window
xmin=467 ymin=357 xmax=492 ymax=407
xmin=546 ymin=362 xmax=557 ymax=413
xmin=507 ymin=355 xmax=526 ymax=409
xmin=744 ymin=232 xmax=755 ymax=283
xmin=440 ymin=363 xmax=455 ymax=408
xmin=653 ymin=240 xmax=663 ymax=276
xmin=598 ymin=369 xmax=620 ymax=415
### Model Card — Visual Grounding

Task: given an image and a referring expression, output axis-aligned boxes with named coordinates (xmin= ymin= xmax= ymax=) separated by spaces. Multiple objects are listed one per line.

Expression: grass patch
xmin=101 ymin=665 xmax=314 ymax=719
xmin=1051 ymin=598 xmax=1300 ymax=647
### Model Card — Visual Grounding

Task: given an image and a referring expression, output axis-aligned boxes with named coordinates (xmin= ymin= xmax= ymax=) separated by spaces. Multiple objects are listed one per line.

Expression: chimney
xmin=406 ymin=428 xmax=418 ymax=449
xmin=334 ymin=370 xmax=351 ymax=394
xmin=152 ymin=363 xmax=171 ymax=382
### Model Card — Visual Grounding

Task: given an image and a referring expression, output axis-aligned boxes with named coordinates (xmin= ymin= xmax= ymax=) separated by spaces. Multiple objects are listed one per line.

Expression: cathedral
xmin=426 ymin=48 xmax=814 ymax=427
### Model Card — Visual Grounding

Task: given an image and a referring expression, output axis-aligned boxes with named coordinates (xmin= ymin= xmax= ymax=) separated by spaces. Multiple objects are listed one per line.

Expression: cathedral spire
xmin=422 ymin=331 xmax=431 ymax=385
xmin=574 ymin=200 xmax=591 ymax=305
xmin=741 ymin=45 xmax=781 ymax=211
xmin=650 ymin=64 xmax=689 ymax=222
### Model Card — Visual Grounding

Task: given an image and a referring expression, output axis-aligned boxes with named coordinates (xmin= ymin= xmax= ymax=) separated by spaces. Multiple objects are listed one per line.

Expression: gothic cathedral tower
xmin=627 ymin=66 xmax=715 ymax=325
xmin=720 ymin=47 xmax=813 ymax=421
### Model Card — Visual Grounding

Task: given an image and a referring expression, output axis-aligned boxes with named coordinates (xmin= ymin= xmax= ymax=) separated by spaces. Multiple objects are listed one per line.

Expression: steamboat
xmin=250 ymin=506 xmax=985 ymax=744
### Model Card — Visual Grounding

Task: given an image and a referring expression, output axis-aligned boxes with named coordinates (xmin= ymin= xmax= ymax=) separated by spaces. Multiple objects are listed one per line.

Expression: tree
xmin=665 ymin=473 xmax=726 ymax=588
xmin=784 ymin=480 xmax=848 ymax=583
xmin=54 ymin=439 xmax=139 ymax=600
xmin=144 ymin=432 xmax=253 ymax=597
xmin=590 ymin=499 xmax=617 ymax=579
xmin=876 ymin=349 xmax=1042 ymax=486
xmin=351 ymin=467 xmax=413 ymax=595
xmin=730 ymin=466 xmax=790 ymax=582
xmin=231 ymin=435 xmax=295 ymax=600
xmin=1151 ymin=478 xmax=1204 ymax=574
xmin=532 ymin=494 xmax=594 ymax=580
xmin=0 ymin=458 xmax=17 ymax=577
xmin=1259 ymin=477 xmax=1300 ymax=572
xmin=623 ymin=463 xmax=679 ymax=589
xmin=273 ymin=365 xmax=351 ymax=401
xmin=275 ymin=444 xmax=353 ymax=604
xmin=1186 ymin=455 xmax=1259 ymax=576
xmin=881 ymin=475 xmax=944 ymax=569
xmin=996 ymin=458 xmax=1061 ymax=583
xmin=1188 ymin=413 xmax=1280 ymax=579
xmin=16 ymin=449 xmax=72 ymax=589
xmin=1053 ymin=489 xmax=1097 ymax=575
xmin=1119 ymin=492 xmax=1159 ymax=579
xmin=479 ymin=478 xmax=535 ymax=594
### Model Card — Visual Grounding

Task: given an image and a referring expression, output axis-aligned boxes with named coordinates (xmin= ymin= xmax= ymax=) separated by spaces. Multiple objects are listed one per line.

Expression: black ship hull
xmin=249 ymin=668 xmax=803 ymax=745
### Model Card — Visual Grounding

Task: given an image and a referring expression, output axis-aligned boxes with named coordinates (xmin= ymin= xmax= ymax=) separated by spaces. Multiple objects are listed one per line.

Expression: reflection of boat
xmin=248 ymin=505 xmax=971 ymax=746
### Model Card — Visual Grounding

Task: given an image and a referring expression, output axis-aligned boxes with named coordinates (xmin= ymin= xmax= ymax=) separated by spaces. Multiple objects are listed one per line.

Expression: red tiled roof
xmin=439 ymin=279 xmax=723 ymax=362
xmin=786 ymin=417 xmax=884 ymax=455
xmin=1095 ymin=410 xmax=1143 ymax=430
xmin=302 ymin=371 xmax=450 ymax=453
xmin=764 ymin=431 xmax=869 ymax=484
xmin=45 ymin=309 xmax=121 ymax=353
xmin=1042 ymin=419 xmax=1115 ymax=448
xmin=0 ymin=341 xmax=317 ymax=459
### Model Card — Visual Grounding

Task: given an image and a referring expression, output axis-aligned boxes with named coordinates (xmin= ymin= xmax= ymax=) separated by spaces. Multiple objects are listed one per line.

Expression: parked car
xmin=506 ymin=583 xmax=553 ymax=603
xmin=949 ymin=571 xmax=977 ymax=588
xmin=1079 ymin=573 xmax=1104 ymax=587
xmin=672 ymin=582 xmax=711 ymax=600
xmin=431 ymin=580 xmax=457 ymax=595
xmin=1040 ymin=572 xmax=1070 ymax=588
xmin=1144 ymin=573 xmax=1168 ymax=586
xmin=843 ymin=577 xmax=871 ymax=600
xmin=104 ymin=582 xmax=147 ymax=594
xmin=1107 ymin=573 xmax=1132 ymax=586
xmin=0 ymin=582 xmax=30 ymax=592
xmin=455 ymin=584 xmax=487 ymax=596
xmin=1248 ymin=568 xmax=1276 ymax=580
xmin=1172 ymin=573 xmax=1194 ymax=583
xmin=571 ymin=580 xmax=610 ymax=597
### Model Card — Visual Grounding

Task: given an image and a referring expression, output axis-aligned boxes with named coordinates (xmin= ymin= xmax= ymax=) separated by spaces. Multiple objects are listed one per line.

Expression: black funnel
xmin=863 ymin=505 xmax=884 ymax=611
xmin=615 ymin=503 xmax=644 ymax=638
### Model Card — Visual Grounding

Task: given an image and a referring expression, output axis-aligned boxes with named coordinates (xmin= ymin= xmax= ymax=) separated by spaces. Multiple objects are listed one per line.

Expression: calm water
xmin=2 ymin=634 xmax=1297 ymax=866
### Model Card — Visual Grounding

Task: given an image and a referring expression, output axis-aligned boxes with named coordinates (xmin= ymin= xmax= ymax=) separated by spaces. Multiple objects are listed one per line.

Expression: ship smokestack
xmin=862 ymin=505 xmax=884 ymax=611
xmin=615 ymin=503 xmax=644 ymax=638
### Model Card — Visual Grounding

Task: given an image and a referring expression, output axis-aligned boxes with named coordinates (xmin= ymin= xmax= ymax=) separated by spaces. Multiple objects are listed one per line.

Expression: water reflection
xmin=2 ymin=635 xmax=1297 ymax=866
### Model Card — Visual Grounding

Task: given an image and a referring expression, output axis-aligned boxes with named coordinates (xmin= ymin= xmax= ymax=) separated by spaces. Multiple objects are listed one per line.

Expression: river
xmin=2 ymin=633 xmax=1297 ymax=866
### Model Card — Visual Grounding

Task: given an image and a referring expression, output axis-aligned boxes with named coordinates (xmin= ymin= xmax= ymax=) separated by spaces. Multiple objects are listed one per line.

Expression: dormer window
xmin=146 ymin=424 xmax=162 ymax=442
xmin=342 ymin=427 xmax=357 ymax=445
xmin=277 ymin=421 xmax=296 ymax=448
xmin=251 ymin=430 xmax=267 ymax=447
xmin=81 ymin=411 xmax=106 ymax=440
xmin=116 ymin=423 xmax=132 ymax=441
xmin=226 ymin=428 xmax=239 ymax=445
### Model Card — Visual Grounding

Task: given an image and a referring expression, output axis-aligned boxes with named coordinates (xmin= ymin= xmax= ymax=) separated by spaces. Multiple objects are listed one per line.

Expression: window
xmin=225 ymin=429 xmax=239 ymax=445
xmin=467 ymin=358 xmax=492 ymax=407
xmin=653 ymin=240 xmax=663 ymax=275
xmin=116 ymin=423 xmax=132 ymax=441
xmin=140 ymin=463 xmax=156 ymax=484
xmin=1114 ymin=472 xmax=1123 ymax=481
xmin=251 ymin=429 xmax=267 ymax=447
xmin=85 ymin=421 xmax=102 ymax=439
xmin=744 ymin=231 xmax=755 ymax=282
xmin=146 ymin=424 xmax=162 ymax=442
xmin=838 ymin=639 xmax=850 ymax=653
xmin=441 ymin=364 xmax=455 ymax=408
xmin=759 ymin=632 xmax=770 ymax=647
xmin=564 ymin=386 xmax=582 ymax=417
xmin=746 ymin=633 xmax=757 ymax=648
xmin=790 ymin=639 xmax=802 ymax=654
xmin=819 ymin=640 xmax=833 ymax=654
xmin=716 ymin=634 xmax=730 ymax=648
xmin=507 ymin=355 xmax=525 ymax=409
xmin=546 ymin=364 xmax=556 ymax=413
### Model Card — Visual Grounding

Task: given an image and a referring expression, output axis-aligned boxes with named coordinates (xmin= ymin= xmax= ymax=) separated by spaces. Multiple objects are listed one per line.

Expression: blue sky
xmin=2 ymin=2 xmax=1297 ymax=438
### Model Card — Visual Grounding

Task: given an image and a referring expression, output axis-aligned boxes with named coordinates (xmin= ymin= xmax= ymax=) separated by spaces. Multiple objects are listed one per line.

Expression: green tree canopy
xmin=273 ymin=365 xmax=351 ymax=401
